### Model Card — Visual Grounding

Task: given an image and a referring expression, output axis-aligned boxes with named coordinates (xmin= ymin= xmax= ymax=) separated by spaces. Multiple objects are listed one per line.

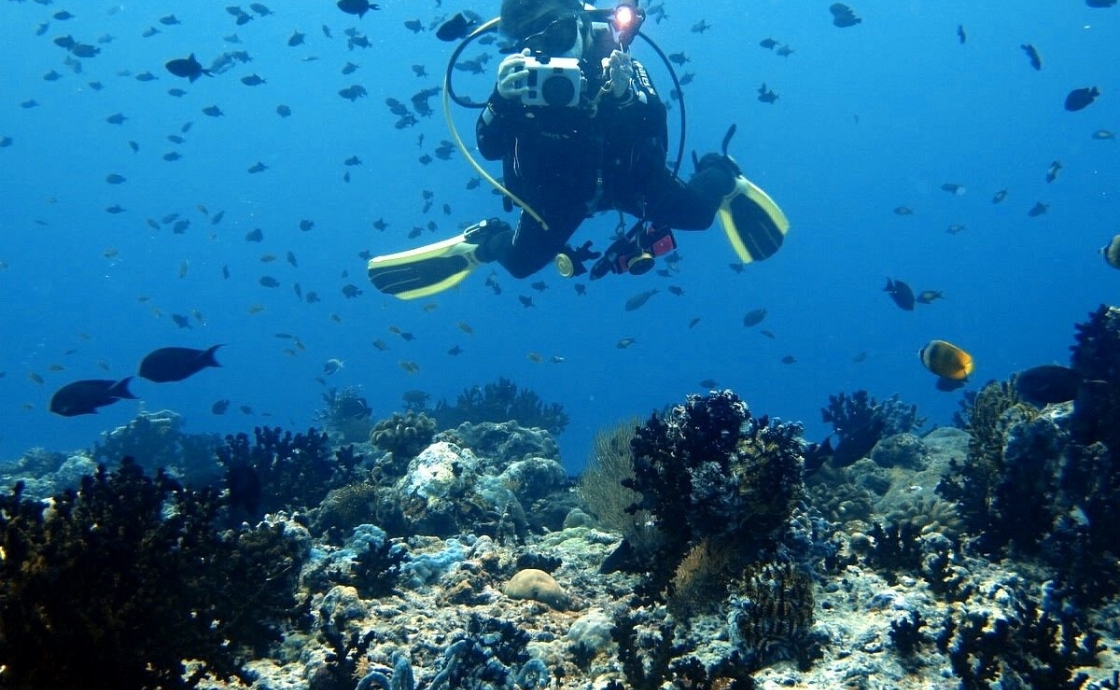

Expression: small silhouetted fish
xmin=241 ymin=73 xmax=266 ymax=86
xmin=957 ymin=25 xmax=966 ymax=44
xmin=105 ymin=173 xmax=126 ymax=184
xmin=337 ymin=0 xmax=380 ymax=18
xmin=172 ymin=313 xmax=192 ymax=329
xmin=760 ymin=37 xmax=779 ymax=49
xmin=1045 ymin=161 xmax=1062 ymax=183
xmin=299 ymin=219 xmax=314 ymax=231
xmin=616 ymin=337 xmax=636 ymax=349
xmin=699 ymin=378 xmax=718 ymax=388
xmin=1015 ymin=365 xmax=1082 ymax=405
xmin=757 ymin=83 xmax=778 ymax=103
xmin=139 ymin=345 xmax=222 ymax=382
xmin=436 ymin=11 xmax=481 ymax=41
xmin=1021 ymin=44 xmax=1041 ymax=71
xmin=830 ymin=3 xmax=861 ymax=27
xmin=893 ymin=206 xmax=913 ymax=215
xmin=625 ymin=289 xmax=659 ymax=311
xmin=743 ymin=308 xmax=767 ymax=327
xmin=277 ymin=104 xmax=291 ymax=117
xmin=1092 ymin=129 xmax=1114 ymax=140
xmin=202 ymin=105 xmax=224 ymax=117
xmin=248 ymin=162 xmax=268 ymax=173
xmin=165 ymin=54 xmax=210 ymax=81
xmin=245 ymin=227 xmax=264 ymax=242
xmin=940 ymin=182 xmax=965 ymax=195
xmin=518 ymin=295 xmax=534 ymax=308
xmin=259 ymin=276 xmax=280 ymax=287
xmin=1086 ymin=0 xmax=1117 ymax=6
xmin=212 ymin=398 xmax=231 ymax=415
xmin=781 ymin=355 xmax=797 ymax=364
xmin=1028 ymin=202 xmax=1049 ymax=217
xmin=916 ymin=290 xmax=943 ymax=304
xmin=288 ymin=31 xmax=305 ymax=46
xmin=992 ymin=189 xmax=1008 ymax=204
xmin=884 ymin=278 xmax=915 ymax=311
xmin=1065 ymin=87 xmax=1100 ymax=112
xmin=50 ymin=377 xmax=136 ymax=416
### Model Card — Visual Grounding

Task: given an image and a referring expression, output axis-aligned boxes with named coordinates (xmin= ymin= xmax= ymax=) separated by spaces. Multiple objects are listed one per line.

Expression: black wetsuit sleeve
xmin=598 ymin=59 xmax=668 ymax=148
xmin=476 ymin=88 xmax=522 ymax=161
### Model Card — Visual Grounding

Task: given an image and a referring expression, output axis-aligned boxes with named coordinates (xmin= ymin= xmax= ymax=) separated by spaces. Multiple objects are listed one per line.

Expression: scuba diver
xmin=368 ymin=0 xmax=789 ymax=299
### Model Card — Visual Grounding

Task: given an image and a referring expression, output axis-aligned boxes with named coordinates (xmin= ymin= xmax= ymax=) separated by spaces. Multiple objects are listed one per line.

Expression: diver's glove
xmin=602 ymin=49 xmax=634 ymax=99
xmin=496 ymin=49 xmax=531 ymax=100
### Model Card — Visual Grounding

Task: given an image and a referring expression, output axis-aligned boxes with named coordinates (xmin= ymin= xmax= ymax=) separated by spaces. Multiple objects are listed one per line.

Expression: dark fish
xmin=259 ymin=276 xmax=280 ymax=287
xmin=212 ymin=398 xmax=231 ymax=414
xmin=884 ymin=278 xmax=915 ymax=311
xmin=757 ymin=83 xmax=778 ymax=103
xmin=1020 ymin=44 xmax=1041 ymax=71
xmin=172 ymin=313 xmax=192 ymax=329
xmin=1086 ymin=0 xmax=1117 ymax=7
xmin=893 ymin=206 xmax=913 ymax=215
xmin=248 ymin=161 xmax=268 ymax=173
xmin=919 ymin=339 xmax=973 ymax=384
xmin=699 ymin=378 xmax=719 ymax=388
xmin=436 ymin=11 xmax=480 ymax=41
xmin=518 ymin=295 xmax=534 ymax=308
xmin=245 ymin=227 xmax=264 ymax=242
xmin=940 ymin=182 xmax=965 ymax=195
xmin=668 ymin=52 xmax=690 ymax=65
xmin=992 ymin=189 xmax=1008 ymax=204
xmin=277 ymin=104 xmax=292 ymax=117
xmin=240 ymin=73 xmax=266 ymax=86
xmin=830 ymin=3 xmax=861 ymax=27
xmin=139 ymin=345 xmax=222 ymax=383
xmin=956 ymin=24 xmax=966 ymax=44
xmin=1045 ymin=160 xmax=1062 ymax=183
xmin=165 ymin=54 xmax=210 ymax=81
xmin=202 ymin=105 xmax=224 ymax=117
xmin=288 ymin=31 xmax=305 ymax=47
xmin=781 ymin=355 xmax=797 ymax=364
xmin=743 ymin=308 xmax=767 ymax=327
xmin=1064 ymin=87 xmax=1100 ymax=112
xmin=50 ymin=377 xmax=136 ymax=416
xmin=625 ymin=289 xmax=659 ymax=311
xmin=915 ymin=290 xmax=943 ymax=304
xmin=337 ymin=0 xmax=380 ymax=18
xmin=1015 ymin=365 xmax=1082 ymax=405
xmin=1028 ymin=202 xmax=1048 ymax=217
xmin=299 ymin=219 xmax=314 ymax=231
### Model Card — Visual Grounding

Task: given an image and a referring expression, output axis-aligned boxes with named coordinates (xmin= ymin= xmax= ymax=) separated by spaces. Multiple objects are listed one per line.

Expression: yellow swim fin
xmin=718 ymin=175 xmax=790 ymax=264
xmin=367 ymin=233 xmax=482 ymax=300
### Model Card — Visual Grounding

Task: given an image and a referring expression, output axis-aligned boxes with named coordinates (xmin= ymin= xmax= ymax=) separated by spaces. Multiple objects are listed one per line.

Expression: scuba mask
xmin=520 ymin=12 xmax=581 ymax=55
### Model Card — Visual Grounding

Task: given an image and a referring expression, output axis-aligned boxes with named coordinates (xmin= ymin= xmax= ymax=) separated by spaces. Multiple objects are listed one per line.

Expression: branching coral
xmin=216 ymin=426 xmax=365 ymax=521
xmin=622 ymin=390 xmax=805 ymax=602
xmin=316 ymin=387 xmax=375 ymax=445
xmin=430 ymin=377 xmax=569 ymax=435
xmin=0 ymin=457 xmax=306 ymax=688
xmin=820 ymin=391 xmax=925 ymax=467
xmin=93 ymin=408 xmax=221 ymax=483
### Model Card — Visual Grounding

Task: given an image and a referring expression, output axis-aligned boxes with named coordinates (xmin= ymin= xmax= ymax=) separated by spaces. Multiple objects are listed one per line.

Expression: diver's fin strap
xmin=367 ymin=233 xmax=480 ymax=300
xmin=719 ymin=176 xmax=790 ymax=264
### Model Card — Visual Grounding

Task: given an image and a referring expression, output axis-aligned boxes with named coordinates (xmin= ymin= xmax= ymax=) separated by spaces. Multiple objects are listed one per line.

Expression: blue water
xmin=1 ymin=0 xmax=1116 ymax=473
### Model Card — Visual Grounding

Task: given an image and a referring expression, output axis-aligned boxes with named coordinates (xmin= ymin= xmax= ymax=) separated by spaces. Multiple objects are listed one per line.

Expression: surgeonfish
xmin=919 ymin=339 xmax=973 ymax=391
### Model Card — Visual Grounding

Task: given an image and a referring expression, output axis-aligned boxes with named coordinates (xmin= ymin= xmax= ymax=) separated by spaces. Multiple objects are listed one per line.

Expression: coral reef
xmin=622 ymin=391 xmax=805 ymax=598
xmin=93 ymin=408 xmax=221 ymax=484
xmin=0 ymin=457 xmax=306 ymax=688
xmin=216 ymin=426 xmax=365 ymax=521
xmin=430 ymin=377 xmax=570 ymax=436
xmin=370 ymin=411 xmax=437 ymax=474
xmin=727 ymin=557 xmax=817 ymax=671
xmin=316 ymin=387 xmax=375 ymax=445
xmin=1069 ymin=305 xmax=1120 ymax=457
xmin=576 ymin=417 xmax=650 ymax=538
xmin=821 ymin=391 xmax=926 ymax=467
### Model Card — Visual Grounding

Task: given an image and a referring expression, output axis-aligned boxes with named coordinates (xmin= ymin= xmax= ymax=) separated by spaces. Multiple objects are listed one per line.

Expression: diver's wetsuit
xmin=476 ymin=46 xmax=732 ymax=278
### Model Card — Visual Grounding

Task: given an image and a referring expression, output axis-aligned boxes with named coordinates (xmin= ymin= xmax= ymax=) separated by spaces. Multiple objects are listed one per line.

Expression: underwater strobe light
xmin=611 ymin=1 xmax=644 ymax=49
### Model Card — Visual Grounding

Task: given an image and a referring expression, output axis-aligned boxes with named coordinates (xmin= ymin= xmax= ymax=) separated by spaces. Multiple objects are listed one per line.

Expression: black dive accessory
xmin=519 ymin=56 xmax=583 ymax=107
xmin=521 ymin=11 xmax=580 ymax=54
xmin=587 ymin=219 xmax=676 ymax=279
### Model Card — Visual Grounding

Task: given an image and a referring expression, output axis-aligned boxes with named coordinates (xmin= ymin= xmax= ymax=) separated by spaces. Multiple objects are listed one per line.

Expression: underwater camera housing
xmin=520 ymin=56 xmax=582 ymax=107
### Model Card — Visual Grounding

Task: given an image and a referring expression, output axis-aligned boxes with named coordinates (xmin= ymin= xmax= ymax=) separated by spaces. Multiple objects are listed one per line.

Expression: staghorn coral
xmin=821 ymin=391 xmax=926 ymax=467
xmin=430 ymin=377 xmax=569 ymax=435
xmin=0 ymin=457 xmax=306 ymax=689
xmin=370 ymin=411 xmax=437 ymax=474
xmin=216 ymin=426 xmax=365 ymax=521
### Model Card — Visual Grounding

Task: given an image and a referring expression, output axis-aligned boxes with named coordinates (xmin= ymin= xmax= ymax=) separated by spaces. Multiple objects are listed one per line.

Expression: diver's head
xmin=501 ymin=0 xmax=589 ymax=57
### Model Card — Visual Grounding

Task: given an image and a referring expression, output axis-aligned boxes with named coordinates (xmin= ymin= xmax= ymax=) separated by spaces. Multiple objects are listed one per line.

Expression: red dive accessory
xmin=588 ymin=219 xmax=676 ymax=280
